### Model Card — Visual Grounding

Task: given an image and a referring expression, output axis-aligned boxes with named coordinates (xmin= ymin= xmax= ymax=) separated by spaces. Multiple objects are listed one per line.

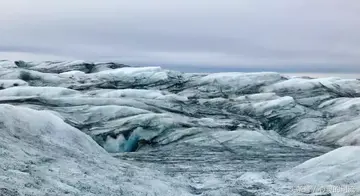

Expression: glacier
xmin=0 ymin=60 xmax=360 ymax=196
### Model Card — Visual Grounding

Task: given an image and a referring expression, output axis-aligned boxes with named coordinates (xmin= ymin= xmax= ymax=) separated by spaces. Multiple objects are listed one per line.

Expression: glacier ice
xmin=0 ymin=79 xmax=28 ymax=89
xmin=1 ymin=60 xmax=360 ymax=195
xmin=0 ymin=86 xmax=79 ymax=97
xmin=0 ymin=104 xmax=193 ymax=196
xmin=279 ymin=146 xmax=360 ymax=194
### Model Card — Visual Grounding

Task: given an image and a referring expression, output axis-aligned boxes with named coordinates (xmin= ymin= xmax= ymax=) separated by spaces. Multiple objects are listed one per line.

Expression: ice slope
xmin=1 ymin=60 xmax=360 ymax=195
xmin=0 ymin=80 xmax=28 ymax=89
xmin=0 ymin=104 xmax=192 ymax=196
xmin=0 ymin=86 xmax=79 ymax=97
xmin=14 ymin=60 xmax=130 ymax=73
xmin=279 ymin=146 xmax=360 ymax=195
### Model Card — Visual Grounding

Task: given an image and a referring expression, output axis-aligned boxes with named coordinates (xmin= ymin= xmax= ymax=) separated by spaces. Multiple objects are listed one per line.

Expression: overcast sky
xmin=0 ymin=0 xmax=359 ymax=72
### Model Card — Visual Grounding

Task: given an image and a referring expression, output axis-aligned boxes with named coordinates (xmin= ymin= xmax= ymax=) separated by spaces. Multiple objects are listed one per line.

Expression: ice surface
xmin=1 ymin=60 xmax=359 ymax=195
xmin=0 ymin=79 xmax=28 ymax=89
xmin=0 ymin=104 xmax=193 ymax=196
xmin=96 ymin=89 xmax=188 ymax=101
xmin=0 ymin=86 xmax=79 ymax=97
xmin=279 ymin=146 xmax=360 ymax=195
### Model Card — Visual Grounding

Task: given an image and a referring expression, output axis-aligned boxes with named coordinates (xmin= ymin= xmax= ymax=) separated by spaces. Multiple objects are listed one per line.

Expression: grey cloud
xmin=0 ymin=0 xmax=359 ymax=72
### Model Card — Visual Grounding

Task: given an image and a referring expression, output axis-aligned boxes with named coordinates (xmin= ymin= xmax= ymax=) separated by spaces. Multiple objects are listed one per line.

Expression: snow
xmin=0 ymin=79 xmax=28 ymax=89
xmin=0 ymin=104 xmax=193 ymax=196
xmin=252 ymin=96 xmax=295 ymax=114
xmin=278 ymin=147 xmax=360 ymax=195
xmin=319 ymin=97 xmax=360 ymax=115
xmin=234 ymin=92 xmax=279 ymax=102
xmin=1 ymin=60 xmax=360 ymax=195
xmin=0 ymin=60 xmax=17 ymax=69
xmin=96 ymin=89 xmax=188 ymax=101
xmin=286 ymin=118 xmax=326 ymax=139
xmin=261 ymin=77 xmax=341 ymax=93
xmin=313 ymin=118 xmax=360 ymax=146
xmin=59 ymin=70 xmax=87 ymax=79
xmin=0 ymin=86 xmax=79 ymax=97
xmin=33 ymin=97 xmax=151 ymax=109
xmin=0 ymin=104 xmax=104 ymax=154
xmin=198 ymin=72 xmax=282 ymax=87
xmin=84 ymin=105 xmax=150 ymax=123
xmin=280 ymin=146 xmax=360 ymax=187
xmin=92 ymin=66 xmax=168 ymax=82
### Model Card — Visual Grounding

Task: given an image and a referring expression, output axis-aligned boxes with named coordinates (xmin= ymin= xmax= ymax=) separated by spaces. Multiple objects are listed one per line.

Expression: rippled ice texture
xmin=0 ymin=60 xmax=360 ymax=196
